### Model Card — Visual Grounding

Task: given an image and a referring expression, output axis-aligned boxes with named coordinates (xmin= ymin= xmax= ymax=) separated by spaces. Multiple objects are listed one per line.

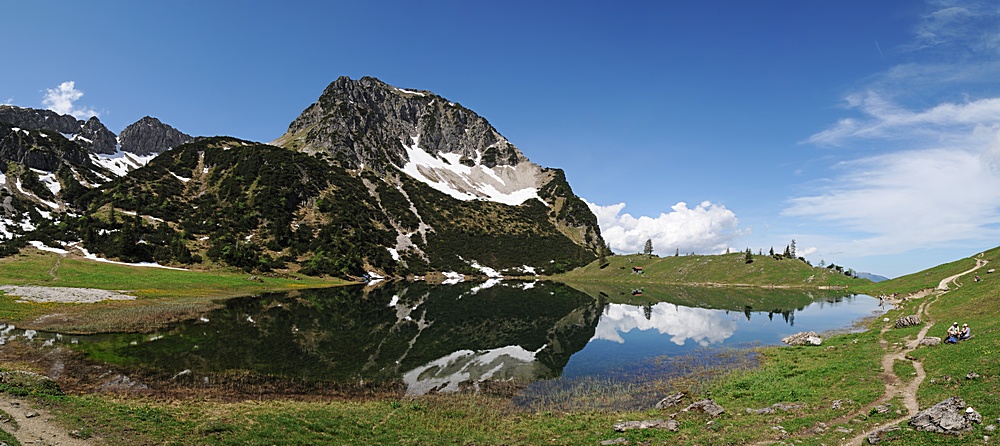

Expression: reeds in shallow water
xmin=514 ymin=347 xmax=759 ymax=412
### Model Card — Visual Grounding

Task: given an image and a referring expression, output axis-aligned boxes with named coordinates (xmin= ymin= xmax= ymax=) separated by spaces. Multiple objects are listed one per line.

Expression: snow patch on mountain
xmin=90 ymin=149 xmax=157 ymax=177
xmin=399 ymin=136 xmax=542 ymax=206
xmin=30 ymin=169 xmax=61 ymax=196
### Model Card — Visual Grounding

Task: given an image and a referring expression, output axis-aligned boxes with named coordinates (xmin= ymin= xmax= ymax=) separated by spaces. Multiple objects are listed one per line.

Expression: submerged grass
xmin=515 ymin=349 xmax=759 ymax=413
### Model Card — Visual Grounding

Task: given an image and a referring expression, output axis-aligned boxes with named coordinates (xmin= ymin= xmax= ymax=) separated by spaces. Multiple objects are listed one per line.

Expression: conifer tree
xmin=644 ymin=239 xmax=653 ymax=257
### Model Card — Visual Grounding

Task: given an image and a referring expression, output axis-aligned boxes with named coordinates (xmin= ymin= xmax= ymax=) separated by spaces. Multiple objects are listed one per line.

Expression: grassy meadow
xmin=0 ymin=249 xmax=347 ymax=333
xmin=558 ymin=251 xmax=861 ymax=289
xmin=1 ymin=247 xmax=998 ymax=444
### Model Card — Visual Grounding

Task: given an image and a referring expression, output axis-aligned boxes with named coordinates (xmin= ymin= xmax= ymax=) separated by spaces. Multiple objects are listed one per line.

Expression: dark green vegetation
xmin=2 ymin=134 xmax=597 ymax=278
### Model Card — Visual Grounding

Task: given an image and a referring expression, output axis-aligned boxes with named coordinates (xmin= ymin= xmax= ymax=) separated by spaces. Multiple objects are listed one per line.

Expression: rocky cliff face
xmin=0 ymin=124 xmax=92 ymax=171
xmin=0 ymin=105 xmax=117 ymax=154
xmin=273 ymin=76 xmax=606 ymax=254
xmin=118 ymin=116 xmax=192 ymax=155
xmin=274 ymin=76 xmax=523 ymax=173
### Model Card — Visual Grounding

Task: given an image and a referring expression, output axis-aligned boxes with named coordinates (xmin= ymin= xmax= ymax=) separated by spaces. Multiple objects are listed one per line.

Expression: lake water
xmin=0 ymin=281 xmax=886 ymax=395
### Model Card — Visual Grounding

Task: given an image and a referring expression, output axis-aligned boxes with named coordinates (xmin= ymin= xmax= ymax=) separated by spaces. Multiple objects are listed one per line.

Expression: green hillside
xmin=557 ymin=252 xmax=863 ymax=289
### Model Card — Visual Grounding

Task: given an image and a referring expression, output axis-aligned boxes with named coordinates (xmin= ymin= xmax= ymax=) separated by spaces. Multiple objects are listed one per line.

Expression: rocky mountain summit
xmin=0 ymin=105 xmax=118 ymax=154
xmin=119 ymin=116 xmax=192 ymax=156
xmin=274 ymin=76 xmax=522 ymax=173
xmin=275 ymin=76 xmax=604 ymax=254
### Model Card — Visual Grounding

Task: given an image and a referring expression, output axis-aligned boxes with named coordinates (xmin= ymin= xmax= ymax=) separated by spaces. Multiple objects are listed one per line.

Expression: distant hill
xmin=557 ymin=252 xmax=867 ymax=288
xmin=856 ymin=272 xmax=889 ymax=282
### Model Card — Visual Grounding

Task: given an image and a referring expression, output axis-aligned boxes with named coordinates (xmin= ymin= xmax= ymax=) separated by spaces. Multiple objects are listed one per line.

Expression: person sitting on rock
xmin=959 ymin=323 xmax=971 ymax=340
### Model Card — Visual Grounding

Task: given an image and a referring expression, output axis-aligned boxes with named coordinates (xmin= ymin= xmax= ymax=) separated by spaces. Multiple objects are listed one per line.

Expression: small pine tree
xmin=790 ymin=239 xmax=797 ymax=258
xmin=675 ymin=247 xmax=679 ymax=257
xmin=644 ymin=239 xmax=653 ymax=257
xmin=769 ymin=246 xmax=774 ymax=256
xmin=745 ymin=248 xmax=754 ymax=264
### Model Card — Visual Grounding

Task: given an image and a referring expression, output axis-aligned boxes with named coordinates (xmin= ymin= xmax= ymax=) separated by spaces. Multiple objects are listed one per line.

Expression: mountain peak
xmin=118 ymin=116 xmax=192 ymax=156
xmin=0 ymin=105 xmax=116 ymax=154
xmin=272 ymin=76 xmax=604 ymax=254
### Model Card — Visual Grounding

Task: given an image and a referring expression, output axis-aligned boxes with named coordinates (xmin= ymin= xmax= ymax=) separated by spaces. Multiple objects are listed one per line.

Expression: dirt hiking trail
xmin=843 ymin=255 xmax=988 ymax=445
xmin=0 ymin=396 xmax=92 ymax=446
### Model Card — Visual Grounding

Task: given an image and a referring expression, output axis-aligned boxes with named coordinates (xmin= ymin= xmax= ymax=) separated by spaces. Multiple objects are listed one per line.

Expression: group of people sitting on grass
xmin=946 ymin=322 xmax=971 ymax=344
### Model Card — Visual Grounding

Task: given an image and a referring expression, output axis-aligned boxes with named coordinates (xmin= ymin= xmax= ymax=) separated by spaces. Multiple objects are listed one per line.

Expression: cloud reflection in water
xmin=591 ymin=303 xmax=738 ymax=346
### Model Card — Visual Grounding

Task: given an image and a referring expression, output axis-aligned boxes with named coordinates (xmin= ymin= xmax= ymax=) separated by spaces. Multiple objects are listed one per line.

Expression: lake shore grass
xmin=1 ymin=247 xmax=997 ymax=444
xmin=0 ymin=249 xmax=349 ymax=333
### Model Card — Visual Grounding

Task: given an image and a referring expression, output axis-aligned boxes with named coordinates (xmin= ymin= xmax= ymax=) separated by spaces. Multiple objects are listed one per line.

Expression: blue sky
xmin=4 ymin=0 xmax=1000 ymax=278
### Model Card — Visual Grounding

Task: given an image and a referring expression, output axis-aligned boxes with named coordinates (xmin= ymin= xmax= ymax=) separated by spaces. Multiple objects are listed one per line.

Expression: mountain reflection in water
xmin=0 ymin=282 xmax=885 ymax=395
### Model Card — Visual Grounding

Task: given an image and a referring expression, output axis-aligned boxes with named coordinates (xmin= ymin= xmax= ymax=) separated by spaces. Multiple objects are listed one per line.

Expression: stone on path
xmin=867 ymin=425 xmax=900 ymax=444
xmin=909 ymin=396 xmax=982 ymax=434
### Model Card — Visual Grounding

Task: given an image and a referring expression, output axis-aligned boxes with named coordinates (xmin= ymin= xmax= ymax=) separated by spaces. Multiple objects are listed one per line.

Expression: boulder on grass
xmin=894 ymin=315 xmax=921 ymax=328
xmin=909 ymin=396 xmax=981 ymax=434
xmin=782 ymin=331 xmax=822 ymax=346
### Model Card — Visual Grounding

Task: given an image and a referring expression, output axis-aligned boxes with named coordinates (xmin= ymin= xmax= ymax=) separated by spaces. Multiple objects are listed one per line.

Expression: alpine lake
xmin=1 ymin=280 xmax=886 ymax=408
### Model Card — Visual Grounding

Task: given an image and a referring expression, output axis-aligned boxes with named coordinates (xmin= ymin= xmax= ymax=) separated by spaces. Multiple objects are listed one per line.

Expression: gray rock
xmin=782 ymin=331 xmax=823 ymax=346
xmin=867 ymin=425 xmax=900 ymax=444
xmin=612 ymin=419 xmax=678 ymax=432
xmin=600 ymin=438 xmax=628 ymax=445
xmin=966 ymin=372 xmax=980 ymax=380
xmin=119 ymin=116 xmax=192 ymax=156
xmin=684 ymin=399 xmax=725 ymax=417
xmin=655 ymin=392 xmax=685 ymax=409
xmin=894 ymin=315 xmax=921 ymax=328
xmin=0 ymin=105 xmax=116 ymax=154
xmin=79 ymin=116 xmax=118 ymax=154
xmin=909 ymin=396 xmax=981 ymax=434
xmin=832 ymin=399 xmax=853 ymax=410
xmin=921 ymin=336 xmax=941 ymax=346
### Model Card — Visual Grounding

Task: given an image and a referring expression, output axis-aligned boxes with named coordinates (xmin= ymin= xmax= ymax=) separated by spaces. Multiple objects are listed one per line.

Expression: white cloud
xmin=792 ymin=0 xmax=1000 ymax=268
xmin=807 ymin=91 xmax=1000 ymax=147
xmin=786 ymin=145 xmax=1000 ymax=257
xmin=586 ymin=200 xmax=742 ymax=255
xmin=41 ymin=81 xmax=99 ymax=119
